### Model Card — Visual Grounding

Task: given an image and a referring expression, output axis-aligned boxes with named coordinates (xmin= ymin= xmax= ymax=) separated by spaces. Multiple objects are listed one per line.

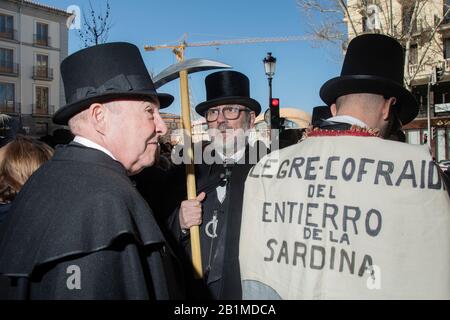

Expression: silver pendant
xmin=205 ymin=215 xmax=218 ymax=238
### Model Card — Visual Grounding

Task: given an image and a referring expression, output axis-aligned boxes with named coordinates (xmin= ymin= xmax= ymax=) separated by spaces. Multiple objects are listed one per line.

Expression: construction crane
xmin=144 ymin=34 xmax=314 ymax=61
xmin=144 ymin=34 xmax=314 ymax=122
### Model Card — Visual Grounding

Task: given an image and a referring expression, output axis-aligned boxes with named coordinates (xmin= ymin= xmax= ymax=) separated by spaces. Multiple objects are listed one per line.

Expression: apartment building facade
xmin=0 ymin=0 xmax=69 ymax=137
xmin=346 ymin=0 xmax=450 ymax=161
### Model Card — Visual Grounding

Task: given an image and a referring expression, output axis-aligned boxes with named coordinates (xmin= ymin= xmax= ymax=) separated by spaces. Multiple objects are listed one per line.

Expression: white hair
xmin=67 ymin=100 xmax=124 ymax=135
xmin=67 ymin=108 xmax=89 ymax=136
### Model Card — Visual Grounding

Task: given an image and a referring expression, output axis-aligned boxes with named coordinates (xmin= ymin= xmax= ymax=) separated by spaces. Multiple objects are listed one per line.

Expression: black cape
xmin=0 ymin=143 xmax=183 ymax=299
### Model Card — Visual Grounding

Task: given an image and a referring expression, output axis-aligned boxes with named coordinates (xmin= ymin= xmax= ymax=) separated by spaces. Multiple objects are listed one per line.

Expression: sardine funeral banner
xmin=239 ymin=136 xmax=450 ymax=299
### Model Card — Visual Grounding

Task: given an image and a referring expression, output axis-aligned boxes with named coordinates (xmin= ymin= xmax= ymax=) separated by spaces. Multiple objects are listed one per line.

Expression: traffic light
xmin=432 ymin=127 xmax=436 ymax=141
xmin=270 ymin=98 xmax=280 ymax=129
xmin=431 ymin=66 xmax=444 ymax=85
xmin=271 ymin=98 xmax=279 ymax=108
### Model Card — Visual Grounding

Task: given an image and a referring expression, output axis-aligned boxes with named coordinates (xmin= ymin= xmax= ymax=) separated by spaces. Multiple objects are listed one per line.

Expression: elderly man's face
xmin=104 ymin=99 xmax=167 ymax=175
xmin=206 ymin=104 xmax=255 ymax=154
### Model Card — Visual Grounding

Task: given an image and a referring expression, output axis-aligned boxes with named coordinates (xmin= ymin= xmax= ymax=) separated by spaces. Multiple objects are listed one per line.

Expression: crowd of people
xmin=0 ymin=34 xmax=448 ymax=300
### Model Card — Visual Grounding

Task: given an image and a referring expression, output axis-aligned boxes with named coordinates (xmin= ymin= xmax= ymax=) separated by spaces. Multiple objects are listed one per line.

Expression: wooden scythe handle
xmin=179 ymin=70 xmax=203 ymax=279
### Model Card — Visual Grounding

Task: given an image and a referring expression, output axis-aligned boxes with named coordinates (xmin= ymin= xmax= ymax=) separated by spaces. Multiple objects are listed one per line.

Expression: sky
xmin=38 ymin=0 xmax=344 ymax=117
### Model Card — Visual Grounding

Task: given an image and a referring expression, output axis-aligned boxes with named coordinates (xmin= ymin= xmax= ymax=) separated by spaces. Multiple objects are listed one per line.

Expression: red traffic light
xmin=271 ymin=98 xmax=280 ymax=107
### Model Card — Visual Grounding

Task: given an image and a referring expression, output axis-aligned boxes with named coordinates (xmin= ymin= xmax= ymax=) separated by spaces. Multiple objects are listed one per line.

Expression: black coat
xmin=168 ymin=142 xmax=267 ymax=300
xmin=0 ymin=143 xmax=183 ymax=300
xmin=0 ymin=203 xmax=11 ymax=224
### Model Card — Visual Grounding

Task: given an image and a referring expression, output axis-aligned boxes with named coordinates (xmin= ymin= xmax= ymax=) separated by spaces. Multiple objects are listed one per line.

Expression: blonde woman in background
xmin=0 ymin=135 xmax=53 ymax=222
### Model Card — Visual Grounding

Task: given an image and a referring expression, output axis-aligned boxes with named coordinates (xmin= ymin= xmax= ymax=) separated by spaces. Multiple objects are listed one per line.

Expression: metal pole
xmin=268 ymin=77 xmax=272 ymax=107
xmin=390 ymin=0 xmax=393 ymax=35
xmin=427 ymin=78 xmax=431 ymax=149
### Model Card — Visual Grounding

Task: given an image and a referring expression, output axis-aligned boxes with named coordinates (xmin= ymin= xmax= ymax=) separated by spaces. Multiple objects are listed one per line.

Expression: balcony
xmin=0 ymin=102 xmax=20 ymax=114
xmin=435 ymin=103 xmax=450 ymax=114
xmin=416 ymin=105 xmax=428 ymax=119
xmin=408 ymin=64 xmax=426 ymax=76
xmin=0 ymin=63 xmax=19 ymax=76
xmin=415 ymin=104 xmax=450 ymax=119
xmin=33 ymin=34 xmax=51 ymax=47
xmin=0 ymin=29 xmax=17 ymax=41
xmin=32 ymin=66 xmax=53 ymax=81
xmin=32 ymin=104 xmax=54 ymax=116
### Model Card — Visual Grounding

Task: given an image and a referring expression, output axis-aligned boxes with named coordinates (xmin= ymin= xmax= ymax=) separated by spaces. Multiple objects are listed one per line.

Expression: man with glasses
xmin=168 ymin=71 xmax=266 ymax=300
xmin=204 ymin=104 xmax=254 ymax=159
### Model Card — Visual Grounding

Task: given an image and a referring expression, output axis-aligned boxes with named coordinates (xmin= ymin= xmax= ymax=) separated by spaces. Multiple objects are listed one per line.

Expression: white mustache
xmin=217 ymin=124 xmax=233 ymax=131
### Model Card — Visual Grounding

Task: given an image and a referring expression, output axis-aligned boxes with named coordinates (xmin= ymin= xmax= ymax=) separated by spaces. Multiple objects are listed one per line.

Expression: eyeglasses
xmin=206 ymin=106 xmax=251 ymax=122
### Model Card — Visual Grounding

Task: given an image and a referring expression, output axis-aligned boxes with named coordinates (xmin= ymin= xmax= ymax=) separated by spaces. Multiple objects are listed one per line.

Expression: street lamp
xmin=263 ymin=52 xmax=276 ymax=79
xmin=263 ymin=52 xmax=279 ymax=131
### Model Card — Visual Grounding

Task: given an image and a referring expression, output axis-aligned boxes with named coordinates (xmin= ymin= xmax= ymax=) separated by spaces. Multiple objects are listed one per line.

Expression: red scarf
xmin=304 ymin=125 xmax=380 ymax=138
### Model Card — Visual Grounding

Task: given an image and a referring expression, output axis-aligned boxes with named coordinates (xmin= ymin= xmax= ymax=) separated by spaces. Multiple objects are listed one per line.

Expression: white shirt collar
xmin=73 ymin=136 xmax=117 ymax=160
xmin=327 ymin=115 xmax=368 ymax=128
xmin=215 ymin=147 xmax=246 ymax=163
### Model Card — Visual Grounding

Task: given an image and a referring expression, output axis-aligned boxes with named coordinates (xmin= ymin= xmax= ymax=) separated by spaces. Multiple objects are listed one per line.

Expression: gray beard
xmin=209 ymin=124 xmax=249 ymax=157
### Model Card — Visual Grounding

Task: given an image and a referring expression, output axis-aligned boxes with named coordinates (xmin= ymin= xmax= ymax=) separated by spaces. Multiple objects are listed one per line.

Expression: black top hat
xmin=195 ymin=71 xmax=261 ymax=116
xmin=53 ymin=42 xmax=174 ymax=125
xmin=311 ymin=105 xmax=332 ymax=127
xmin=319 ymin=34 xmax=418 ymax=125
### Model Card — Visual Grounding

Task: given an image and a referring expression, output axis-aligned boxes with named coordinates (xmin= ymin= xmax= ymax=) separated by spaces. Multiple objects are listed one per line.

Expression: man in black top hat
xmin=0 ymin=42 xmax=183 ymax=299
xmin=168 ymin=70 xmax=267 ymax=300
xmin=318 ymin=34 xmax=417 ymax=135
xmin=311 ymin=105 xmax=332 ymax=128
xmin=238 ymin=34 xmax=450 ymax=300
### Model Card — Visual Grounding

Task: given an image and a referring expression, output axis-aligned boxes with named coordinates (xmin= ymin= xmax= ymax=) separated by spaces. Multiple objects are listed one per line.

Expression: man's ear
xmin=382 ymin=97 xmax=397 ymax=121
xmin=248 ymin=111 xmax=256 ymax=128
xmin=89 ymin=103 xmax=107 ymax=134
xmin=330 ymin=103 xmax=337 ymax=117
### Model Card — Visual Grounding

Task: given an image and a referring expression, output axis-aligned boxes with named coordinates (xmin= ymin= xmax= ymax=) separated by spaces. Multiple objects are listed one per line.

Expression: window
xmin=402 ymin=4 xmax=416 ymax=33
xmin=35 ymin=22 xmax=49 ymax=46
xmin=362 ymin=16 xmax=368 ymax=32
xmin=436 ymin=128 xmax=447 ymax=161
xmin=406 ymin=130 xmax=421 ymax=145
xmin=409 ymin=44 xmax=418 ymax=65
xmin=433 ymin=90 xmax=450 ymax=114
xmin=35 ymin=86 xmax=49 ymax=114
xmin=444 ymin=0 xmax=450 ymax=23
xmin=0 ymin=82 xmax=15 ymax=112
xmin=0 ymin=13 xmax=13 ymax=39
xmin=0 ymin=48 xmax=13 ymax=72
xmin=36 ymin=54 xmax=48 ymax=77
xmin=445 ymin=38 xmax=450 ymax=59
xmin=283 ymin=119 xmax=299 ymax=129
xmin=36 ymin=54 xmax=48 ymax=68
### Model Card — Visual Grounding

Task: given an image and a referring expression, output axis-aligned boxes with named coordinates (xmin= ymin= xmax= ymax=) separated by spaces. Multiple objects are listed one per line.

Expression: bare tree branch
xmin=77 ymin=0 xmax=112 ymax=47
xmin=298 ymin=0 xmax=450 ymax=89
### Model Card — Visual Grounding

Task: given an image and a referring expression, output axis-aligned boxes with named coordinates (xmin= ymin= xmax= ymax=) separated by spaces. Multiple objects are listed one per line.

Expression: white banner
xmin=240 ymin=136 xmax=450 ymax=299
